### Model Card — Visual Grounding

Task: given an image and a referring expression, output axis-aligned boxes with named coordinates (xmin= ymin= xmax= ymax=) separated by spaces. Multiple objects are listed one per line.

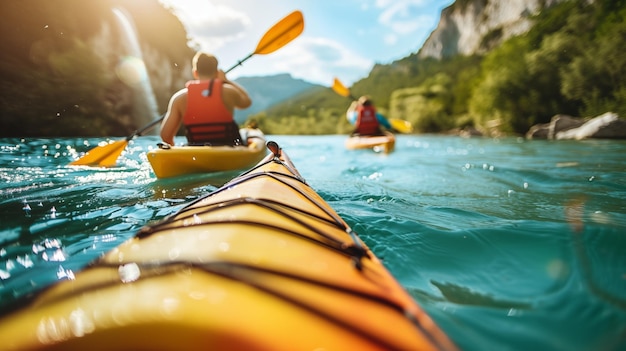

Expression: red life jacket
xmin=355 ymin=105 xmax=381 ymax=135
xmin=183 ymin=79 xmax=241 ymax=145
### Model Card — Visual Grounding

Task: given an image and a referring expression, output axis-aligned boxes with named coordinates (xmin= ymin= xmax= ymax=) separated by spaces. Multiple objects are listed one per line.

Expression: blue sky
xmin=158 ymin=0 xmax=454 ymax=86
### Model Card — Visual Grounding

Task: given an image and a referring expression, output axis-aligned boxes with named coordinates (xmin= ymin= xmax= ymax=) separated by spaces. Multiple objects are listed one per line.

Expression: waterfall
xmin=111 ymin=8 xmax=160 ymax=129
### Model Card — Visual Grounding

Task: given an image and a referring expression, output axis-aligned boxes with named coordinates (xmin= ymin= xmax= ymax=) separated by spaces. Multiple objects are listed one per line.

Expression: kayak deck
xmin=147 ymin=128 xmax=267 ymax=178
xmin=345 ymin=131 xmax=396 ymax=153
xmin=0 ymin=141 xmax=456 ymax=351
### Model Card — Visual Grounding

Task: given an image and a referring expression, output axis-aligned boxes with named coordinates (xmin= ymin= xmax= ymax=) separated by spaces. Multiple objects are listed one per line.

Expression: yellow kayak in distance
xmin=0 ymin=141 xmax=457 ymax=351
xmin=345 ymin=131 xmax=396 ymax=154
xmin=147 ymin=128 xmax=267 ymax=179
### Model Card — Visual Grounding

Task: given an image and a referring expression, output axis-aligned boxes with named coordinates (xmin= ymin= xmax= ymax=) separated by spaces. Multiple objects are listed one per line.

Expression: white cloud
xmin=233 ymin=36 xmax=372 ymax=86
xmin=187 ymin=7 xmax=250 ymax=38
xmin=384 ymin=33 xmax=398 ymax=45
xmin=375 ymin=0 xmax=432 ymax=35
xmin=375 ymin=0 xmax=427 ymax=9
xmin=295 ymin=37 xmax=373 ymax=85
xmin=160 ymin=0 xmax=251 ymax=50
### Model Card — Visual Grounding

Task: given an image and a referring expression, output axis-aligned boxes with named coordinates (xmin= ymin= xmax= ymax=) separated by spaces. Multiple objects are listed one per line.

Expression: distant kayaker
xmin=160 ymin=52 xmax=252 ymax=146
xmin=346 ymin=95 xmax=392 ymax=136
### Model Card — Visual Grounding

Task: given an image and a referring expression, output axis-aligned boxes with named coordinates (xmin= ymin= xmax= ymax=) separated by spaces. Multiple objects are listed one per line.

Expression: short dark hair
xmin=193 ymin=52 xmax=218 ymax=76
xmin=358 ymin=95 xmax=372 ymax=106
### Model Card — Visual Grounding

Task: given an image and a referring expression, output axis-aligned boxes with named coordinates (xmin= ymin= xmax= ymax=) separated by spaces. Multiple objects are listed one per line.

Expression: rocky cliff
xmin=418 ymin=0 xmax=572 ymax=59
xmin=0 ymin=0 xmax=194 ymax=137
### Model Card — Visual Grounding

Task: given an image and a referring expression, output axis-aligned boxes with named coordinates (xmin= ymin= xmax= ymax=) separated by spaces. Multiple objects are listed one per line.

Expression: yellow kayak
xmin=345 ymin=131 xmax=396 ymax=154
xmin=147 ymin=128 xmax=267 ymax=178
xmin=0 ymin=141 xmax=457 ymax=351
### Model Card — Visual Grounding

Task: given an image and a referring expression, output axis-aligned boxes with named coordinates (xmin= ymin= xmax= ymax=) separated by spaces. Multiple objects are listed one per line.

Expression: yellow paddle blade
xmin=254 ymin=10 xmax=304 ymax=55
xmin=389 ymin=118 xmax=413 ymax=134
xmin=69 ymin=139 xmax=128 ymax=167
xmin=331 ymin=77 xmax=352 ymax=98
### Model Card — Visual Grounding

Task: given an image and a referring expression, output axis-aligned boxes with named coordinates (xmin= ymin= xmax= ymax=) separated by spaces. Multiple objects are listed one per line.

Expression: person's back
xmin=160 ymin=52 xmax=252 ymax=146
xmin=346 ymin=96 xmax=389 ymax=136
xmin=184 ymin=78 xmax=241 ymax=145
xmin=354 ymin=103 xmax=382 ymax=135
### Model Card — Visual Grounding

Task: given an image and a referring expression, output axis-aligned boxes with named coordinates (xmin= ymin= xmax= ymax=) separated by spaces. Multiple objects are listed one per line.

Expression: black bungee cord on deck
xmin=138 ymin=141 xmax=370 ymax=267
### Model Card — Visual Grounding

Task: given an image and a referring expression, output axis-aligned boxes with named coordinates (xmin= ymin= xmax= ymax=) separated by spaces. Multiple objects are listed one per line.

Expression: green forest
xmin=252 ymin=0 xmax=626 ymax=136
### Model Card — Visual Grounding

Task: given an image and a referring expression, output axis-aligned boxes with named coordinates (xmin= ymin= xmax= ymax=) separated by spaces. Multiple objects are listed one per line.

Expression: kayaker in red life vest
xmin=160 ymin=52 xmax=252 ymax=146
xmin=346 ymin=95 xmax=392 ymax=136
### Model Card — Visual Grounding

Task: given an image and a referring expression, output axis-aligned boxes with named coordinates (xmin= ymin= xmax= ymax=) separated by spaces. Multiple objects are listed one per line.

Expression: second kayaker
xmin=345 ymin=95 xmax=392 ymax=136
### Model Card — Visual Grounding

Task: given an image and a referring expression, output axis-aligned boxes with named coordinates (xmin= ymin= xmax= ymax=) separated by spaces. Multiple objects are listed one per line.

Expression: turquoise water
xmin=1 ymin=135 xmax=625 ymax=350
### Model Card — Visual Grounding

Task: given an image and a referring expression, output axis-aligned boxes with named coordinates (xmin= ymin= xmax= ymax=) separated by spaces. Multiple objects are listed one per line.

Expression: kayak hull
xmin=147 ymin=129 xmax=267 ymax=178
xmin=345 ymin=131 xmax=396 ymax=153
xmin=0 ymin=141 xmax=456 ymax=351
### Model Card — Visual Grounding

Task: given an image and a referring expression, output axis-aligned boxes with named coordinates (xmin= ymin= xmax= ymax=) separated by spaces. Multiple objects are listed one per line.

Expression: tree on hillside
xmin=390 ymin=73 xmax=455 ymax=132
xmin=561 ymin=4 xmax=626 ymax=117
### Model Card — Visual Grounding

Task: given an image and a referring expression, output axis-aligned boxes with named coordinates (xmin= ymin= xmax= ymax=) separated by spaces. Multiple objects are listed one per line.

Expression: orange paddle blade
xmin=331 ymin=77 xmax=353 ymax=98
xmin=389 ymin=118 xmax=413 ymax=133
xmin=254 ymin=10 xmax=304 ymax=55
xmin=69 ymin=139 xmax=128 ymax=167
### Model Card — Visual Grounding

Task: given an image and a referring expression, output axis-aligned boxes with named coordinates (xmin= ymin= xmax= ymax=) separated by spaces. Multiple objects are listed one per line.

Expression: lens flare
xmin=116 ymin=56 xmax=147 ymax=87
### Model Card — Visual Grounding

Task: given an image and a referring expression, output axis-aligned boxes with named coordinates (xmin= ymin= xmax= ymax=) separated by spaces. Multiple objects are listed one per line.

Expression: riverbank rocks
xmin=526 ymin=112 xmax=626 ymax=140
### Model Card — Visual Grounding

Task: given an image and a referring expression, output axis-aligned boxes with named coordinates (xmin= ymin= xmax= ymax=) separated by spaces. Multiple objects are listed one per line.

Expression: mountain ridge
xmin=233 ymin=73 xmax=323 ymax=123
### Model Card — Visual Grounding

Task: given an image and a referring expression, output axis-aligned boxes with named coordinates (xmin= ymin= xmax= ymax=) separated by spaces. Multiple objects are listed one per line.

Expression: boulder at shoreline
xmin=526 ymin=112 xmax=626 ymax=140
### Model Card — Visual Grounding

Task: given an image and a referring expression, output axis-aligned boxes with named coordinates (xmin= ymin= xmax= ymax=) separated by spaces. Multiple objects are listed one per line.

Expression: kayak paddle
xmin=331 ymin=77 xmax=356 ymax=100
xmin=388 ymin=118 xmax=413 ymax=134
xmin=331 ymin=77 xmax=414 ymax=134
xmin=70 ymin=10 xmax=305 ymax=167
xmin=69 ymin=117 xmax=163 ymax=167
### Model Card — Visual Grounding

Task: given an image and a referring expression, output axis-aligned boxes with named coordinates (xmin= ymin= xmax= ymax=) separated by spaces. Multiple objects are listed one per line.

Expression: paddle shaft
xmin=129 ymin=115 xmax=164 ymax=139
xmin=225 ymin=10 xmax=303 ymax=73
